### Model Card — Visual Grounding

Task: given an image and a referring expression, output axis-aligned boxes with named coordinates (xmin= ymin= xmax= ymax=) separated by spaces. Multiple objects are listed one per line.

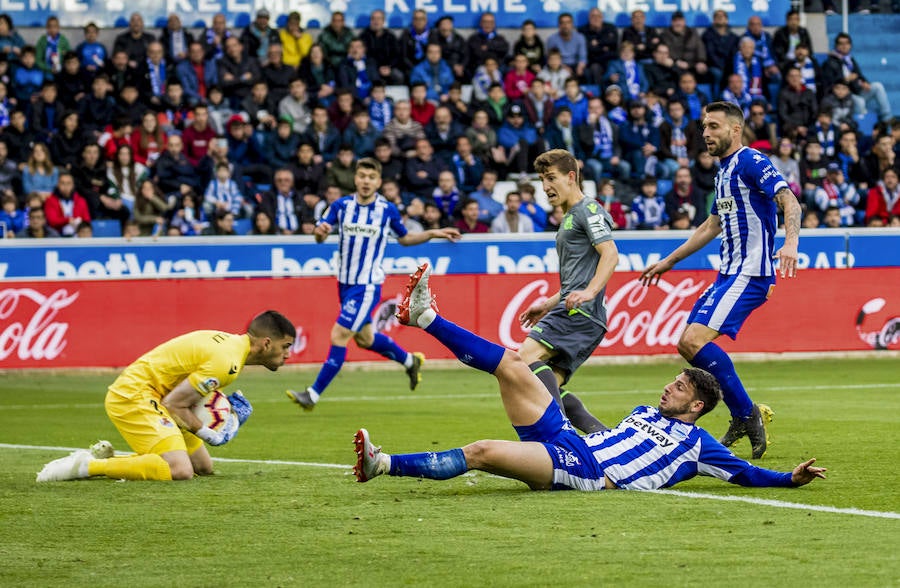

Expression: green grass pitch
xmin=1 ymin=357 xmax=898 ymax=587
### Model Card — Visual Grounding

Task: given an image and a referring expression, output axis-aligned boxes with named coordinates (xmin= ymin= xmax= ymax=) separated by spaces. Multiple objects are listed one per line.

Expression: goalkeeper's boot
xmin=286 ymin=388 xmax=318 ymax=411
xmin=406 ymin=352 xmax=425 ymax=391
xmin=90 ymin=440 xmax=115 ymax=459
xmin=353 ymin=428 xmax=389 ymax=483
xmin=396 ymin=263 xmax=436 ymax=327
xmin=36 ymin=450 xmax=92 ymax=482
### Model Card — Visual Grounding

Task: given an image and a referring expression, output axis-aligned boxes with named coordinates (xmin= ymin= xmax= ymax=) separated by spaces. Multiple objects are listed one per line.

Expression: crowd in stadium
xmin=1 ymin=7 xmax=899 ymax=239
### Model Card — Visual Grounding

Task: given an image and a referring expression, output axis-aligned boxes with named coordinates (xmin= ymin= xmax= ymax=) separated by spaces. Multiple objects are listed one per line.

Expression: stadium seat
xmin=581 ymin=84 xmax=600 ymax=98
xmin=233 ymin=218 xmax=252 ymax=235
xmin=854 ymin=112 xmax=879 ymax=136
xmin=492 ymin=181 xmax=518 ymax=205
xmin=697 ymin=83 xmax=713 ymax=100
xmin=656 ymin=179 xmax=673 ymax=195
xmin=582 ymin=180 xmax=597 ymax=200
xmin=461 ymin=85 xmax=474 ymax=103
xmin=92 ymin=219 xmax=122 ymax=237
xmin=385 ymin=85 xmax=410 ymax=103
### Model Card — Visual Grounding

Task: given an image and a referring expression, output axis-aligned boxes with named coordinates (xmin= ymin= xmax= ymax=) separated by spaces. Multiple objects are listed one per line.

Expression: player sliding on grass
xmin=36 ymin=311 xmax=296 ymax=482
xmin=287 ymin=157 xmax=460 ymax=411
xmin=641 ymin=101 xmax=803 ymax=459
xmin=354 ymin=264 xmax=826 ymax=491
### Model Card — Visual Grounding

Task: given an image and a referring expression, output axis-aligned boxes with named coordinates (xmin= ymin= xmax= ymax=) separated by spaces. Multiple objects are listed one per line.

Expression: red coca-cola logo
xmin=0 ymin=288 xmax=79 ymax=361
xmin=856 ymin=298 xmax=900 ymax=350
xmin=498 ymin=277 xmax=707 ymax=351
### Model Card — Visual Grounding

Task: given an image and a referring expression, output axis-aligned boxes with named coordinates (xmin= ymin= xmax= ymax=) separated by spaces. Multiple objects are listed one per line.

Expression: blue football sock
xmin=310 ymin=345 xmax=347 ymax=395
xmin=424 ymin=315 xmax=505 ymax=374
xmin=388 ymin=448 xmax=468 ymax=480
xmin=691 ymin=342 xmax=754 ymax=419
xmin=367 ymin=333 xmax=409 ymax=365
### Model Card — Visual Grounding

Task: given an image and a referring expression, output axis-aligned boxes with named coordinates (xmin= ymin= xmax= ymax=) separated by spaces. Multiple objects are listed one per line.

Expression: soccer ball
xmin=192 ymin=391 xmax=233 ymax=432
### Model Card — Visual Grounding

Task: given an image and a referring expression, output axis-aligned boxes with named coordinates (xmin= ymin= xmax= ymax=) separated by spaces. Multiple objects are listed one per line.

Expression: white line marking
xmin=1 ymin=382 xmax=897 ymax=411
xmin=6 ymin=443 xmax=898 ymax=520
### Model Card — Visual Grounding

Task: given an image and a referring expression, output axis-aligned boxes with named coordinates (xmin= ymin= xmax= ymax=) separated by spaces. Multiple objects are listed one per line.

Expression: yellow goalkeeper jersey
xmin=109 ymin=330 xmax=251 ymax=400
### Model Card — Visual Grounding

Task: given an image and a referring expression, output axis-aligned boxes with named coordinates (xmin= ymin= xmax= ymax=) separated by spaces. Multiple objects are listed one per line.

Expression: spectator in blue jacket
xmin=410 ymin=43 xmax=455 ymax=103
xmin=605 ymin=41 xmax=648 ymax=101
xmin=498 ymin=103 xmax=543 ymax=175
xmin=619 ymin=100 xmax=664 ymax=179
xmin=630 ymin=176 xmax=669 ymax=229
xmin=176 ymin=41 xmax=218 ymax=107
xmin=543 ymin=106 xmax=586 ymax=164
xmin=553 ymin=78 xmax=589 ymax=127
xmin=342 ymin=108 xmax=379 ymax=158
xmin=13 ymin=46 xmax=44 ymax=103
xmin=450 ymin=135 xmax=484 ymax=195
xmin=264 ymin=115 xmax=301 ymax=169
xmin=336 ymin=39 xmax=380 ymax=101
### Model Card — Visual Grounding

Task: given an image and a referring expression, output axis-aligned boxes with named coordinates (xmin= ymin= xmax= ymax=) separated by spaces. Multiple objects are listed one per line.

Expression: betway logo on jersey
xmin=622 ymin=415 xmax=678 ymax=449
xmin=342 ymin=223 xmax=381 ymax=238
xmin=44 ymin=251 xmax=231 ymax=278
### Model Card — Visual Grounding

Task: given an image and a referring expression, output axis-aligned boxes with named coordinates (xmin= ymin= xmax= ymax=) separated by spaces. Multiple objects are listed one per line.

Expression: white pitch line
xmin=6 ymin=442 xmax=899 ymax=521
xmin=1 ymin=382 xmax=897 ymax=411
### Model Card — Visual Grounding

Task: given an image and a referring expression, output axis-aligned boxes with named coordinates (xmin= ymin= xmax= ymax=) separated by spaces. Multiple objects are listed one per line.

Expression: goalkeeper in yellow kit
xmin=37 ymin=310 xmax=296 ymax=482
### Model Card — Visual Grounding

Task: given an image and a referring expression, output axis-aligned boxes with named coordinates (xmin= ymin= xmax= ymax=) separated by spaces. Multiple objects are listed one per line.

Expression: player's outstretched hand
xmin=520 ymin=301 xmax=549 ymax=328
xmin=773 ymin=244 xmax=799 ymax=278
xmin=436 ymin=227 xmax=461 ymax=242
xmin=791 ymin=458 xmax=827 ymax=486
xmin=640 ymin=258 xmax=675 ymax=287
xmin=228 ymin=390 xmax=253 ymax=426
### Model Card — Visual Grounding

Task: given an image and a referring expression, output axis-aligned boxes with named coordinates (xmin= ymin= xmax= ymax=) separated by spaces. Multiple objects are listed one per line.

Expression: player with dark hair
xmin=353 ymin=265 xmax=826 ymax=491
xmin=641 ymin=101 xmax=802 ymax=459
xmin=37 ymin=311 xmax=297 ymax=482
xmin=287 ymin=157 xmax=460 ymax=411
xmin=517 ymin=149 xmax=619 ymax=434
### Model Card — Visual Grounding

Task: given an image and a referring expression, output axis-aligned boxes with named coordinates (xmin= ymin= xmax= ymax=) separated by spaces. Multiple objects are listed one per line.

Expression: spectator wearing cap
xmin=401 ymin=9 xmax=432 ymax=74
xmin=279 ymin=12 xmax=313 ymax=68
xmin=337 ymin=39 xmax=380 ymax=101
xmin=425 ymin=105 xmax=464 ymax=166
xmin=814 ymin=162 xmax=860 ymax=226
xmin=777 ymin=66 xmax=817 ymax=142
xmin=659 ymin=11 xmax=707 ymax=81
xmin=578 ymin=95 xmax=629 ymax=182
xmin=360 ymin=10 xmax=403 ymax=85
xmin=605 ymin=42 xmax=648 ymax=102
xmin=702 ymin=10 xmax=739 ymax=97
xmin=177 ymin=41 xmax=219 ymax=106
xmin=319 ymin=12 xmax=355 ymax=69
xmin=155 ymin=132 xmax=201 ymax=193
xmin=410 ymin=43 xmax=454 ymax=103
xmin=160 ymin=13 xmax=193 ymax=65
xmin=466 ymin=12 xmax=509 ymax=78
xmin=262 ymin=44 xmax=295 ymax=104
xmin=430 ymin=16 xmax=468 ymax=82
xmin=301 ymin=105 xmax=341 ymax=163
xmin=290 ymin=141 xmax=326 ymax=196
xmin=113 ymin=12 xmax=155 ymax=69
xmin=218 ymin=36 xmax=261 ymax=108
xmin=498 ymin=103 xmax=542 ymax=176
xmin=546 ymin=13 xmax=586 ymax=80
xmin=264 ymin=115 xmax=301 ymax=169
xmin=554 ymin=78 xmax=589 ymax=127
xmin=279 ymin=78 xmax=311 ymax=134
xmin=621 ymin=9 xmax=660 ymax=63
xmin=579 ymin=9 xmax=618 ymax=84
xmin=620 ymin=100 xmax=664 ymax=180
xmin=241 ymin=9 xmax=280 ymax=65
xmin=343 ymin=109 xmax=379 ymax=158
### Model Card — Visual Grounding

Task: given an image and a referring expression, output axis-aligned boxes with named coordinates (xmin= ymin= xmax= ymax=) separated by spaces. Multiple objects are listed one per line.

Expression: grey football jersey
xmin=556 ymin=197 xmax=615 ymax=326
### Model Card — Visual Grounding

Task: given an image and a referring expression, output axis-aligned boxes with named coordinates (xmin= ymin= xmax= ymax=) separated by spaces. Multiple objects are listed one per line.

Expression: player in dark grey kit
xmin=518 ymin=149 xmax=619 ymax=433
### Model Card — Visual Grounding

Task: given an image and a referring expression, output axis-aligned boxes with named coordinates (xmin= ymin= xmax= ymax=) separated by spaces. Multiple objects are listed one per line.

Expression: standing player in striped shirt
xmin=287 ymin=158 xmax=460 ymax=410
xmin=640 ymin=101 xmax=802 ymax=459
xmin=353 ymin=264 xmax=825 ymax=491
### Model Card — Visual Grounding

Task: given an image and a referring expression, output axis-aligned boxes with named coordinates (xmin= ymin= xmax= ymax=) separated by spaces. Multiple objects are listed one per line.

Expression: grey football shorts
xmin=526 ymin=303 xmax=607 ymax=384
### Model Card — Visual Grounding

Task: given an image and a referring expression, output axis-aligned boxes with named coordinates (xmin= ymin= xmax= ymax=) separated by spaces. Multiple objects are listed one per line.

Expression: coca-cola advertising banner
xmin=2 ymin=269 xmax=898 ymax=369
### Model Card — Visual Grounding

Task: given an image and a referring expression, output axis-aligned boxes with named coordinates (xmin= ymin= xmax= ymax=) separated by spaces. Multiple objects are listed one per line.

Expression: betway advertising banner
xmin=2 ymin=269 xmax=898 ymax=369
xmin=0 ymin=230 xmax=885 ymax=281
xmin=3 ymin=0 xmax=789 ymax=29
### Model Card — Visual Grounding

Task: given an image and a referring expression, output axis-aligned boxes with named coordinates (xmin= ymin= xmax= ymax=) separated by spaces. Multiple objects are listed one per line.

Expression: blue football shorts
xmin=336 ymin=283 xmax=381 ymax=332
xmin=687 ymin=273 xmax=776 ymax=339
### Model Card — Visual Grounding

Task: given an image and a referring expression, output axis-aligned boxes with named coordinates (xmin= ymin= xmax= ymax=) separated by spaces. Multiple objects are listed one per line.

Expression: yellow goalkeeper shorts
xmin=105 ymin=389 xmax=204 ymax=456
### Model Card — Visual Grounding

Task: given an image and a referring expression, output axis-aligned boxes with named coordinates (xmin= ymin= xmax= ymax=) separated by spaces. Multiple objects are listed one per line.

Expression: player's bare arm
xmin=397 ymin=227 xmax=461 ymax=246
xmin=160 ymin=379 xmax=206 ymax=432
xmin=313 ymin=222 xmax=332 ymax=243
xmin=641 ymin=214 xmax=723 ymax=286
xmin=774 ymin=187 xmax=802 ymax=278
xmin=791 ymin=458 xmax=827 ymax=486
xmin=519 ymin=292 xmax=561 ymax=328
xmin=566 ymin=240 xmax=619 ymax=310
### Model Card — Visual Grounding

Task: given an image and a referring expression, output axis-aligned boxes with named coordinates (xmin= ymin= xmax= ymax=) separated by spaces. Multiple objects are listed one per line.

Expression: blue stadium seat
xmin=581 ymin=84 xmax=601 ymax=98
xmin=233 ymin=219 xmax=252 ymax=235
xmin=854 ymin=112 xmax=879 ymax=136
xmin=92 ymin=219 xmax=122 ymax=238
xmin=656 ymin=179 xmax=673 ymax=195
xmin=256 ymin=184 xmax=271 ymax=193
xmin=814 ymin=53 xmax=829 ymax=66
xmin=697 ymin=83 xmax=714 ymax=101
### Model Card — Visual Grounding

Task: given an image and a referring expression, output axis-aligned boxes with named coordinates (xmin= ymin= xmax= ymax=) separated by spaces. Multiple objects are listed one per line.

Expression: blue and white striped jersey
xmin=585 ymin=406 xmax=793 ymax=490
xmin=712 ymin=147 xmax=789 ymax=277
xmin=321 ymin=194 xmax=408 ymax=285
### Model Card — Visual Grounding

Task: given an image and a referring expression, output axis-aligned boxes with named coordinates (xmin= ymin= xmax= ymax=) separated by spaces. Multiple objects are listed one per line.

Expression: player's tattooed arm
xmin=774 ymin=187 xmax=802 ymax=278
